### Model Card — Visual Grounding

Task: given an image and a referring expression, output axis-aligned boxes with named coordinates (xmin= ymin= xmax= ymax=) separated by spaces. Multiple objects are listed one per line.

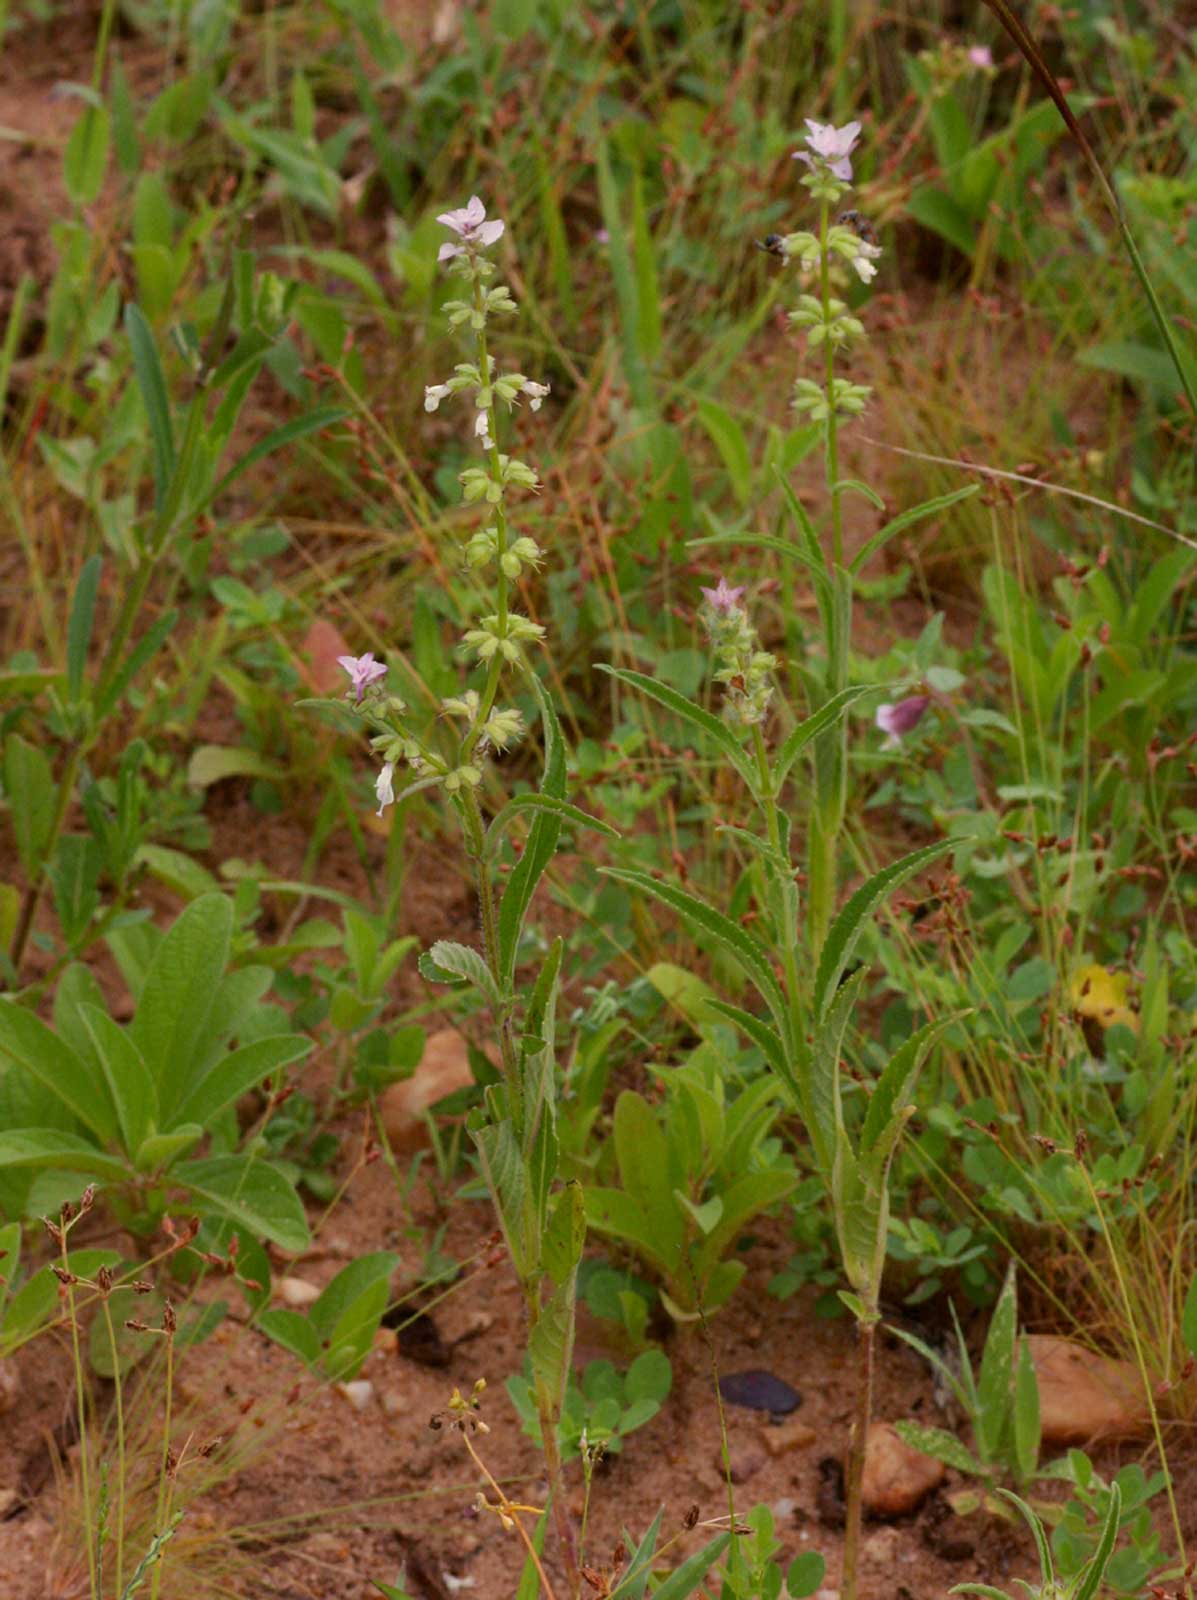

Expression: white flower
xmin=474 ymin=410 xmax=494 ymax=449
xmin=523 ymin=379 xmax=550 ymax=411
xmin=793 ymin=118 xmax=862 ymax=182
xmin=851 ymin=241 xmax=883 ymax=283
xmin=436 ymin=196 xmax=505 ymax=262
xmin=375 ymin=761 xmax=395 ymax=816
xmin=424 ymin=383 xmax=452 ymax=412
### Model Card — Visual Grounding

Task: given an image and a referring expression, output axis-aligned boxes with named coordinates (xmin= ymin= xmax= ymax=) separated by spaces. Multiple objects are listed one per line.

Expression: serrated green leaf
xmin=603 ymin=867 xmax=790 ymax=1044
xmin=849 ymin=485 xmax=979 ymax=575
xmin=814 ymin=840 xmax=952 ymax=1021
xmin=773 ymin=685 xmax=877 ymax=787
xmin=596 ymin=663 xmax=759 ymax=791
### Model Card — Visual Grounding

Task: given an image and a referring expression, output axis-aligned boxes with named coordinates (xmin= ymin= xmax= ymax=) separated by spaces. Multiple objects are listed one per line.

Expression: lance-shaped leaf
xmin=976 ymin=1259 xmax=1018 ymax=1464
xmin=813 ymin=840 xmax=952 ymax=1023
xmin=893 ymin=1421 xmax=986 ymax=1476
xmin=486 ymin=793 xmax=617 ymax=860
xmin=849 ymin=484 xmax=979 ymax=575
xmin=418 ymin=939 xmax=503 ymax=1008
xmin=808 ymin=968 xmax=867 ymax=1169
xmin=603 ymin=867 xmax=791 ymax=1047
xmin=530 ymin=1182 xmax=585 ymax=1420
xmin=704 ymin=999 xmax=790 ymax=1082
xmin=596 ymin=664 xmax=759 ymax=792
xmin=773 ymin=685 xmax=877 ymax=788
xmin=0 ymin=1002 xmax=119 ymax=1146
xmin=472 ymin=1110 xmax=531 ymax=1278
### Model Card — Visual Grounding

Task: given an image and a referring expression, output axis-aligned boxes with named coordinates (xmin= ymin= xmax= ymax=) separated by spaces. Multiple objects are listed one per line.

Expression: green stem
xmin=820 ymin=200 xmax=844 ymax=572
xmin=102 ymin=1298 xmax=126 ymax=1595
xmin=840 ymin=1310 xmax=878 ymax=1600
xmin=806 ymin=199 xmax=851 ymax=958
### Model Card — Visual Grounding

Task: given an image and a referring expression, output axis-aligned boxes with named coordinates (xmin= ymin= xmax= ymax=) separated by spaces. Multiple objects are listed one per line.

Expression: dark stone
xmin=718 ymin=1369 xmax=802 ymax=1415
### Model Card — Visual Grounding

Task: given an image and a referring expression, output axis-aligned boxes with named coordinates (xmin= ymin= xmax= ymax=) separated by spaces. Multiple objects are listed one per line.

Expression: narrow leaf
xmin=596 ymin=664 xmax=759 ymax=791
xmin=125 ymin=302 xmax=175 ymax=509
xmin=66 ymin=556 xmax=102 ymax=703
xmin=814 ymin=840 xmax=952 ymax=1022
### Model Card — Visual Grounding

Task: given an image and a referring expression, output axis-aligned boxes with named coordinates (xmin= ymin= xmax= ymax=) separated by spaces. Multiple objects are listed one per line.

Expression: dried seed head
xmin=51 ymin=1266 xmax=77 ymax=1286
xmin=683 ymin=1504 xmax=700 ymax=1529
xmin=132 ymin=1280 xmax=153 ymax=1295
xmin=80 ymin=1185 xmax=97 ymax=1213
xmin=162 ymin=1302 xmax=177 ymax=1335
xmin=96 ymin=1265 xmax=113 ymax=1295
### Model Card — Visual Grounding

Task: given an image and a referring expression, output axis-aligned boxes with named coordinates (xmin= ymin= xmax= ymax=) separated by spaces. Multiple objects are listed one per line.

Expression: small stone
xmin=0 ymin=1488 xmax=19 ymax=1517
xmin=0 ymin=1360 xmax=18 ymax=1414
xmin=863 ymin=1527 xmax=902 ymax=1566
xmin=336 ymin=1380 xmax=374 ymax=1411
xmin=1028 ymin=1335 xmax=1149 ymax=1446
xmin=859 ymin=1423 xmax=944 ymax=1518
xmin=761 ymin=1417 xmax=817 ymax=1458
xmin=816 ymin=1589 xmax=841 ymax=1600
xmin=771 ymin=1496 xmax=797 ymax=1522
xmin=718 ymin=1369 xmax=802 ymax=1415
xmin=379 ymin=1389 xmax=406 ymax=1419
xmin=276 ymin=1277 xmax=320 ymax=1308
xmin=305 ymin=1532 xmax=350 ymax=1562
xmin=713 ymin=1445 xmax=765 ymax=1485
xmin=379 ymin=1030 xmax=483 ymax=1152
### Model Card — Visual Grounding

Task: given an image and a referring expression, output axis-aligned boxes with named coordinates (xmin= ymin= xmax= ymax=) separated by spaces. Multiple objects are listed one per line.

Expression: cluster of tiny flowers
xmin=765 ymin=118 xmax=881 ymax=428
xmin=700 ymin=578 xmax=777 ymax=728
xmin=338 ymin=198 xmax=553 ymax=819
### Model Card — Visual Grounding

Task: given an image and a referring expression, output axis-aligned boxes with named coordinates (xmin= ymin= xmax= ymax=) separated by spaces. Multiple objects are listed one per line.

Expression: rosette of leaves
xmin=0 ymin=893 xmax=312 ymax=1252
xmin=583 ymin=1062 xmax=797 ymax=1320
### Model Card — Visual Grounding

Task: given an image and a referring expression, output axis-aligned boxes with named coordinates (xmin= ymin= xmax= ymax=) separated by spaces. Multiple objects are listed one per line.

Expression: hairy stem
xmin=841 ymin=1311 xmax=877 ymax=1600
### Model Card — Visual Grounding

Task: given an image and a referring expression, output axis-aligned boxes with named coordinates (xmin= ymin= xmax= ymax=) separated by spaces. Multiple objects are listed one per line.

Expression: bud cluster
xmin=700 ymin=579 xmax=777 ymax=728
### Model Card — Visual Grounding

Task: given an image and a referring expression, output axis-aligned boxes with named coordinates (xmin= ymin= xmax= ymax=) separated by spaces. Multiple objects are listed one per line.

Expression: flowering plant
xmin=304 ymin=195 xmax=614 ymax=1580
xmin=598 ymin=117 xmax=975 ymax=1600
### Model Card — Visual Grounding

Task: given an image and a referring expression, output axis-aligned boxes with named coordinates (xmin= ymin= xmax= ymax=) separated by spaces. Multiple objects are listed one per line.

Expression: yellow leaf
xmin=1070 ymin=963 xmax=1139 ymax=1035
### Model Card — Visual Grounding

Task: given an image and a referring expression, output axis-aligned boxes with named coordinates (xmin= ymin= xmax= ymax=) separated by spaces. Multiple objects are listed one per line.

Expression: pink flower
xmin=793 ymin=119 xmax=862 ymax=182
xmin=437 ymin=196 xmax=505 ymax=262
xmin=701 ymin=576 xmax=746 ymax=614
xmin=338 ymin=651 xmax=387 ymax=702
xmin=968 ymin=44 xmax=994 ymax=69
xmin=875 ymin=695 xmax=931 ymax=747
